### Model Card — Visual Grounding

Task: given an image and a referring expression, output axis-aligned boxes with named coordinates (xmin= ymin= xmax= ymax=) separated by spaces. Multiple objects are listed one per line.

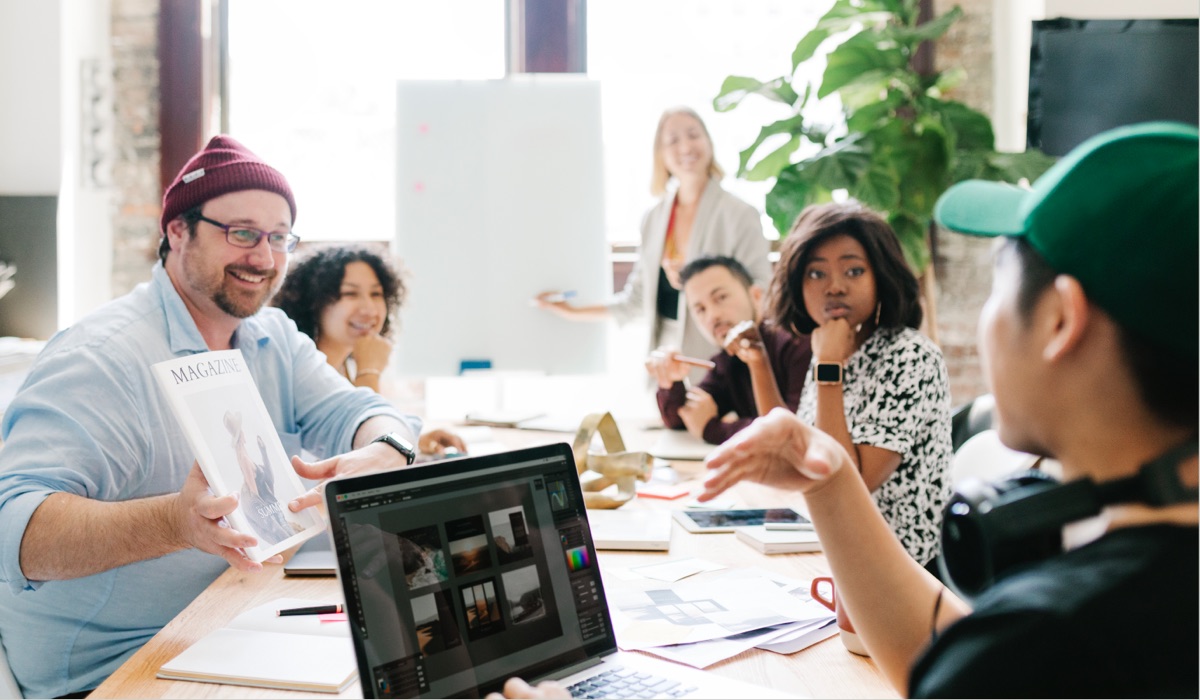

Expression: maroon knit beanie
xmin=159 ymin=135 xmax=297 ymax=234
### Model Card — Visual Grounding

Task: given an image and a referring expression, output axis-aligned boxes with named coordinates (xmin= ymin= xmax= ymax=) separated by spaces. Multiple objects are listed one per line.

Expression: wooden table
xmin=91 ymin=427 xmax=897 ymax=699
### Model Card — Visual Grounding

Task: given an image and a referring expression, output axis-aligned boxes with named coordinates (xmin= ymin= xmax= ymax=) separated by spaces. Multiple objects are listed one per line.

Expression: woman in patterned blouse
xmin=763 ymin=202 xmax=953 ymax=566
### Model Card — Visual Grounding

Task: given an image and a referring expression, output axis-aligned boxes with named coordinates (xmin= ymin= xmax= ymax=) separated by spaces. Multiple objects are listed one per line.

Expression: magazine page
xmin=152 ymin=350 xmax=324 ymax=562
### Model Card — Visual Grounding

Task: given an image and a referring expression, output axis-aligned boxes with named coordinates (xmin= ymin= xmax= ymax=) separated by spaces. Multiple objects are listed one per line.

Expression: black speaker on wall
xmin=1027 ymin=18 xmax=1199 ymax=156
xmin=0 ymin=195 xmax=58 ymax=339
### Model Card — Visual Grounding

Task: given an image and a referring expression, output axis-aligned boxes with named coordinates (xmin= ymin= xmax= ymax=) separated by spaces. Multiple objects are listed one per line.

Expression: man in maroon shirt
xmin=646 ymin=255 xmax=812 ymax=444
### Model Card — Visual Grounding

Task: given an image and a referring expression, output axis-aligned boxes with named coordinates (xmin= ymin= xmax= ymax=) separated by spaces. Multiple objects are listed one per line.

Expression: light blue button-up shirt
xmin=0 ymin=263 xmax=420 ymax=698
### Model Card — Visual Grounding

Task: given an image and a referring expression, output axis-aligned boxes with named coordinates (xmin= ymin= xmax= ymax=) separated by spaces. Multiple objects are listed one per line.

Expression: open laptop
xmin=323 ymin=442 xmax=796 ymax=699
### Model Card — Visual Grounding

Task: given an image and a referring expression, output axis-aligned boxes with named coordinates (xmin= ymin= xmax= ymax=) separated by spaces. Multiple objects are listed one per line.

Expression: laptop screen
xmin=324 ymin=443 xmax=615 ymax=698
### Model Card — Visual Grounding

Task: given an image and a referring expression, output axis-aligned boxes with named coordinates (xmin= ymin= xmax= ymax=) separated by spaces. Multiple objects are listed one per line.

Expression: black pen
xmin=277 ymin=604 xmax=343 ymax=617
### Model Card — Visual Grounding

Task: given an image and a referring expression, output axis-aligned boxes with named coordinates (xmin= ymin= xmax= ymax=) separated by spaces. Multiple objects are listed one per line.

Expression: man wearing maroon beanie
xmin=0 ymin=136 xmax=422 ymax=698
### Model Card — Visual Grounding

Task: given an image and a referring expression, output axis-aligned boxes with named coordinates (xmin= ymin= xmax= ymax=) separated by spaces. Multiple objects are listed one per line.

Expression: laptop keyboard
xmin=568 ymin=666 xmax=698 ymax=699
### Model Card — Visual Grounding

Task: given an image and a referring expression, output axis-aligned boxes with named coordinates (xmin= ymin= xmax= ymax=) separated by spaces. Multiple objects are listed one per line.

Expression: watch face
xmin=815 ymin=363 xmax=842 ymax=383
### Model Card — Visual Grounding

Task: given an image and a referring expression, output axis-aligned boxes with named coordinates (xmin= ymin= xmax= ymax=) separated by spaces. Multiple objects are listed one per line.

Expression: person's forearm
xmin=803 ymin=465 xmax=969 ymax=692
xmin=702 ymin=417 xmax=751 ymax=445
xmin=352 ymin=372 xmax=382 ymax=393
xmin=814 ymin=384 xmax=859 ymax=468
xmin=20 ymin=492 xmax=184 ymax=581
xmin=352 ymin=414 xmax=418 ymax=449
xmin=747 ymin=357 xmax=787 ymax=416
xmin=657 ymin=383 xmax=686 ymax=429
xmin=548 ymin=304 xmax=611 ymax=321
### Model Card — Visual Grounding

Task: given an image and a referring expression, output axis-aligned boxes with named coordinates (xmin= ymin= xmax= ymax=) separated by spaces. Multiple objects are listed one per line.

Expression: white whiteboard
xmin=394 ymin=77 xmax=608 ymax=376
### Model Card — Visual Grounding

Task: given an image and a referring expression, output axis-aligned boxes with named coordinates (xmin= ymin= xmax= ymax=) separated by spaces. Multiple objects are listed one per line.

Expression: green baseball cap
xmin=935 ymin=121 xmax=1199 ymax=361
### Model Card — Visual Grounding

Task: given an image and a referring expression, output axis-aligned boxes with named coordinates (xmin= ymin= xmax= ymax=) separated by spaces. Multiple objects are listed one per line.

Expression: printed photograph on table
xmin=446 ymin=515 xmax=494 ymax=576
xmin=397 ymin=524 xmax=450 ymax=591
xmin=488 ymin=506 xmax=533 ymax=565
xmin=501 ymin=565 xmax=547 ymax=625
xmin=460 ymin=578 xmax=506 ymax=640
xmin=411 ymin=587 xmax=463 ymax=656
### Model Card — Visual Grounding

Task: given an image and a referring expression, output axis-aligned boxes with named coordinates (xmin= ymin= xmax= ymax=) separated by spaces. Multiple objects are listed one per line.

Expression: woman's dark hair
xmin=271 ymin=244 xmax=406 ymax=340
xmin=768 ymin=202 xmax=922 ymax=335
xmin=1002 ymin=237 xmax=1198 ymax=429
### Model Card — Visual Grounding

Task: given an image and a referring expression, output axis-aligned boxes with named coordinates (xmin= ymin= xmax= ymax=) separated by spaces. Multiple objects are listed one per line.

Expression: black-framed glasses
xmin=197 ymin=215 xmax=300 ymax=253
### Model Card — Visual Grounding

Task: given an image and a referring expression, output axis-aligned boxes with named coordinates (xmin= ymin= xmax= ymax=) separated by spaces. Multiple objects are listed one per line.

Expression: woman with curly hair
xmin=273 ymin=245 xmax=405 ymax=393
xmin=274 ymin=245 xmax=465 ymax=457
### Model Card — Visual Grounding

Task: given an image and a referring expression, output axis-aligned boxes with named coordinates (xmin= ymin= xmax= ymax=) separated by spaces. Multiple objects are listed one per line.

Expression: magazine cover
xmin=152 ymin=349 xmax=324 ymax=562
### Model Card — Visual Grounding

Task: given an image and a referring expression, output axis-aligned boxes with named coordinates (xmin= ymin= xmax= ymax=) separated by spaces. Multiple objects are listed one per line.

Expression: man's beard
xmin=210 ymin=265 xmax=281 ymax=318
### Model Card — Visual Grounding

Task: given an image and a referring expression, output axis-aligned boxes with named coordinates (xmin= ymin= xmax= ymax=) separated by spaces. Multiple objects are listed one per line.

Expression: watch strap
xmin=372 ymin=431 xmax=416 ymax=465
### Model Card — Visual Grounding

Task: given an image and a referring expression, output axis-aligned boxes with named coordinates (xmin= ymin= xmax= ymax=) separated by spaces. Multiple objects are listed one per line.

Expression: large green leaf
xmin=871 ymin=117 xmax=950 ymax=221
xmin=793 ymin=0 xmax=895 ymax=71
xmin=819 ymin=32 xmax=907 ymax=98
xmin=889 ymin=213 xmax=931 ymax=273
xmin=735 ymin=113 xmax=807 ymax=177
xmin=852 ymin=161 xmax=902 ymax=212
xmin=846 ymin=88 xmax=905 ymax=133
xmin=713 ymin=75 xmax=798 ymax=112
xmin=799 ymin=136 xmax=871 ymax=192
xmin=766 ymin=165 xmax=819 ymax=237
xmin=986 ymin=150 xmax=1058 ymax=184
xmin=791 ymin=28 xmax=831 ymax=72
xmin=746 ymin=136 xmax=802 ymax=182
xmin=929 ymin=99 xmax=995 ymax=151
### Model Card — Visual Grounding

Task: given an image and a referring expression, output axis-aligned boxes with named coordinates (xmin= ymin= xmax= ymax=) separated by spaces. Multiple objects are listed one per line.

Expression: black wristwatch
xmin=813 ymin=362 xmax=844 ymax=385
xmin=371 ymin=432 xmax=417 ymax=465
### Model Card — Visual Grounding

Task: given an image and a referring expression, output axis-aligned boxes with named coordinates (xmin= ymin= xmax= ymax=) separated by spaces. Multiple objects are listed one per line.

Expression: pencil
xmin=651 ymin=350 xmax=716 ymax=370
xmin=277 ymin=604 xmax=343 ymax=616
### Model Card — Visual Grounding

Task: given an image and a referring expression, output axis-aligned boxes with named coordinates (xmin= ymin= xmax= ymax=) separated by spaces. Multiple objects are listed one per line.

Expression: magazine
xmin=152 ymin=349 xmax=324 ymax=562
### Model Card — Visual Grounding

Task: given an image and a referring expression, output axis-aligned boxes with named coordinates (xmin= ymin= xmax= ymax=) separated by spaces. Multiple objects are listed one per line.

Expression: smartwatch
xmin=813 ymin=362 xmax=843 ymax=385
xmin=371 ymin=432 xmax=417 ymax=465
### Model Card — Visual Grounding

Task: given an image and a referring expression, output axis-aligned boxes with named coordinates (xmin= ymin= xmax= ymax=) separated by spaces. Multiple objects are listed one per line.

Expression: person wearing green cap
xmin=691 ymin=122 xmax=1198 ymax=698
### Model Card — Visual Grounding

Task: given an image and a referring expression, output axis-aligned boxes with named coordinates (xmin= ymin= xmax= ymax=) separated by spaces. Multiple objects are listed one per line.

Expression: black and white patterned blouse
xmin=798 ymin=326 xmax=953 ymax=565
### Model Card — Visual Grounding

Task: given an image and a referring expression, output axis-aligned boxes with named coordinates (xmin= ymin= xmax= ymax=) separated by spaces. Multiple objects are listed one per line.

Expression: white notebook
xmin=649 ymin=430 xmax=714 ymax=461
xmin=735 ymin=526 xmax=822 ymax=554
xmin=157 ymin=597 xmax=357 ymax=693
xmin=587 ymin=509 xmax=673 ymax=550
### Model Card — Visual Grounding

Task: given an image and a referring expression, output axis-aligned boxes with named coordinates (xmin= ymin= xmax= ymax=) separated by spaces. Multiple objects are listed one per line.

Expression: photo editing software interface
xmin=330 ymin=452 xmax=610 ymax=698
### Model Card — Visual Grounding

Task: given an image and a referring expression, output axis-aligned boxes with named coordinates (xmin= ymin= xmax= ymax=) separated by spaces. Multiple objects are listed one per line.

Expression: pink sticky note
xmin=319 ymin=612 xmax=349 ymax=623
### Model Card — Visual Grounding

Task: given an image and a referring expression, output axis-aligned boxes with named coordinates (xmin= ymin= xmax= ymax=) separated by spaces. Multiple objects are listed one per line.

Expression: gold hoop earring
xmin=874 ymin=302 xmax=882 ymax=326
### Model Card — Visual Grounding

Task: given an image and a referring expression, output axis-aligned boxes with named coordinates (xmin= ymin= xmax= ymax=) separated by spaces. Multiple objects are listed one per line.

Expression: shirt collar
xmin=152 ymin=262 xmax=273 ymax=356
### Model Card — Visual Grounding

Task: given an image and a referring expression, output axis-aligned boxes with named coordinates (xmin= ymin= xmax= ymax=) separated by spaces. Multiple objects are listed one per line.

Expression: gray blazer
xmin=609 ymin=178 xmax=772 ymax=370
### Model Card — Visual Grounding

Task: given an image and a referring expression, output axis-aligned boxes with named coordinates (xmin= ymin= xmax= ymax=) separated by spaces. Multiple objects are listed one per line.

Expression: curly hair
xmin=272 ymin=244 xmax=406 ymax=340
xmin=768 ymin=201 xmax=922 ymax=336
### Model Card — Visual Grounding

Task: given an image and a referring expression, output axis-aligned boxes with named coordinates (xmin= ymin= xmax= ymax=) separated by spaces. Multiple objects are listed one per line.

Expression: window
xmin=227 ymin=1 xmax=830 ymax=244
xmin=588 ymin=0 xmax=834 ymax=243
xmin=227 ymin=0 xmax=504 ymax=242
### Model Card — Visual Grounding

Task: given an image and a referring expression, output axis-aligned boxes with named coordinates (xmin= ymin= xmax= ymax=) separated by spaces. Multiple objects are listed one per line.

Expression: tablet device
xmin=672 ymin=508 xmax=811 ymax=533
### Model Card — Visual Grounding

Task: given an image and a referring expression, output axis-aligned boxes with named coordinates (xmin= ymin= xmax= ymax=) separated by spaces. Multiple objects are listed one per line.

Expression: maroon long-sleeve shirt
xmin=656 ymin=323 xmax=812 ymax=444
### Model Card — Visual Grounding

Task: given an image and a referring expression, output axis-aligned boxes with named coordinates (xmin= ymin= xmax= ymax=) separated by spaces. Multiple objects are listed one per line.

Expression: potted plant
xmin=713 ymin=0 xmax=1055 ymax=335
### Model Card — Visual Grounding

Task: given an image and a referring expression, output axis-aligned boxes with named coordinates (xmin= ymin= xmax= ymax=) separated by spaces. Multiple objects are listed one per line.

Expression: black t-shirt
xmin=910 ymin=525 xmax=1199 ymax=698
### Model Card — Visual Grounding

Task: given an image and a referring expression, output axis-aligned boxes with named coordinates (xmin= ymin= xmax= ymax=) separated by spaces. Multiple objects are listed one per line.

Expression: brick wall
xmin=933 ymin=0 xmax=994 ymax=406
xmin=110 ymin=0 xmax=160 ymax=297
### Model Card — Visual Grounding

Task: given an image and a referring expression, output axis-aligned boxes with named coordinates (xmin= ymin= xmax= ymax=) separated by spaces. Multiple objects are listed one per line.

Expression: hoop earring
xmin=874 ymin=302 xmax=882 ymax=326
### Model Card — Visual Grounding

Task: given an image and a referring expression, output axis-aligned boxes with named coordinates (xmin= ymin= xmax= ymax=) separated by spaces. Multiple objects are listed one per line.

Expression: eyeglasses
xmin=197 ymin=215 xmax=300 ymax=253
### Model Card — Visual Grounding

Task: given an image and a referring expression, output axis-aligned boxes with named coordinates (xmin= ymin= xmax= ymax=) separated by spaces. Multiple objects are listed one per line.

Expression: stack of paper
xmin=606 ymin=564 xmax=837 ymax=668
